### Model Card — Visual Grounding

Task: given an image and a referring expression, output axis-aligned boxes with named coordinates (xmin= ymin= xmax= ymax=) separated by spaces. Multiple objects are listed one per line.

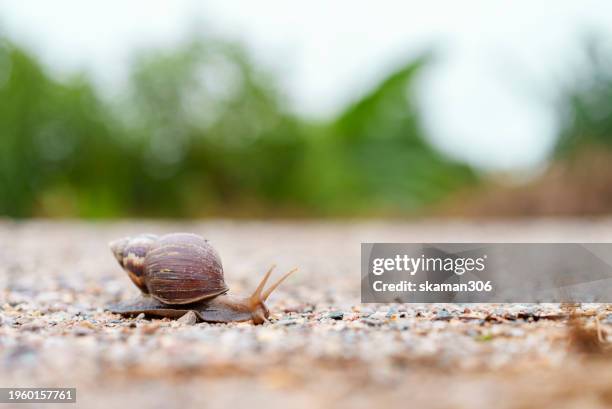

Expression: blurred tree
xmin=556 ymin=39 xmax=612 ymax=155
xmin=0 ymin=36 xmax=477 ymax=218
xmin=0 ymin=40 xmax=127 ymax=217
xmin=298 ymin=56 xmax=477 ymax=214
xmin=119 ymin=39 xmax=305 ymax=216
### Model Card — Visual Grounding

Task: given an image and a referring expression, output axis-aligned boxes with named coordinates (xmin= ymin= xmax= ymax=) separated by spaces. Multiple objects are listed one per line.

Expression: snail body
xmin=108 ymin=233 xmax=296 ymax=324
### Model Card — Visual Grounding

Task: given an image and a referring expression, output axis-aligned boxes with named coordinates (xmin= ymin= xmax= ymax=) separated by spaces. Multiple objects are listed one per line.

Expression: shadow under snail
xmin=107 ymin=233 xmax=297 ymax=324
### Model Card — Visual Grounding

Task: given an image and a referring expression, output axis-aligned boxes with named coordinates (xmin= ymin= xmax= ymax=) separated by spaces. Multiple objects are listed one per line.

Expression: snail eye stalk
xmin=262 ymin=268 xmax=298 ymax=302
xmin=250 ymin=265 xmax=275 ymax=306
xmin=249 ymin=266 xmax=298 ymax=309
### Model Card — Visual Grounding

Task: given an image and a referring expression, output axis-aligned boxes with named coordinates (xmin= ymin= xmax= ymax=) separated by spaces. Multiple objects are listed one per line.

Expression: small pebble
xmin=328 ymin=311 xmax=344 ymax=320
xmin=302 ymin=305 xmax=315 ymax=313
xmin=73 ymin=326 xmax=93 ymax=336
xmin=140 ymin=322 xmax=161 ymax=334
xmin=276 ymin=319 xmax=297 ymax=326
xmin=177 ymin=311 xmax=197 ymax=325
xmin=435 ymin=309 xmax=452 ymax=320
xmin=361 ymin=318 xmax=382 ymax=327
xmin=385 ymin=308 xmax=398 ymax=319
xmin=20 ymin=319 xmax=45 ymax=332
xmin=79 ymin=320 xmax=96 ymax=330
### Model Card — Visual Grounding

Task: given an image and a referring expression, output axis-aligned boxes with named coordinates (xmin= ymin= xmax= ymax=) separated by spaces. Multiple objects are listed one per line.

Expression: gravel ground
xmin=2 ymin=219 xmax=612 ymax=409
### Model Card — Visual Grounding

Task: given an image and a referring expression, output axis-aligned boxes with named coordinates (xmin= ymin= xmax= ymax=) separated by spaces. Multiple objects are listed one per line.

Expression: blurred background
xmin=2 ymin=0 xmax=612 ymax=219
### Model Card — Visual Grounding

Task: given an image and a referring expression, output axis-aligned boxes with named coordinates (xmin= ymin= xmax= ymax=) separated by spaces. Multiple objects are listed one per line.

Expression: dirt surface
xmin=2 ymin=219 xmax=612 ymax=409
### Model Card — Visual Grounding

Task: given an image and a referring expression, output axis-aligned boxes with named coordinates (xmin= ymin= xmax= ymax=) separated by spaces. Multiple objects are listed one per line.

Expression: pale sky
xmin=2 ymin=1 xmax=612 ymax=170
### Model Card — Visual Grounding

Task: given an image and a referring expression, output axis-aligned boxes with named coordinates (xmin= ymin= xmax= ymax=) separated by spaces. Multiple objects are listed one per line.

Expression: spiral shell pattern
xmin=144 ymin=233 xmax=228 ymax=304
xmin=110 ymin=234 xmax=158 ymax=294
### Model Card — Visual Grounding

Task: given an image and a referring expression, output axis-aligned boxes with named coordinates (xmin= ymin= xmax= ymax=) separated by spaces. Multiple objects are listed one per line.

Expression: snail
xmin=107 ymin=233 xmax=296 ymax=324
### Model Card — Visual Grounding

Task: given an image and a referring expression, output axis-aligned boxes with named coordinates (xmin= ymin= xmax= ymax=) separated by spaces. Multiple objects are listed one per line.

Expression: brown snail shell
xmin=145 ymin=233 xmax=228 ymax=304
xmin=110 ymin=234 xmax=157 ymax=294
xmin=109 ymin=233 xmax=297 ymax=324
xmin=111 ymin=233 xmax=228 ymax=305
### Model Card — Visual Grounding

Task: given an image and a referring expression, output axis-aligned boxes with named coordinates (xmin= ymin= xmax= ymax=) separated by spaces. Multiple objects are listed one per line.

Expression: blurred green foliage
xmin=298 ymin=57 xmax=476 ymax=215
xmin=0 ymin=36 xmax=476 ymax=218
xmin=556 ymin=40 xmax=612 ymax=155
